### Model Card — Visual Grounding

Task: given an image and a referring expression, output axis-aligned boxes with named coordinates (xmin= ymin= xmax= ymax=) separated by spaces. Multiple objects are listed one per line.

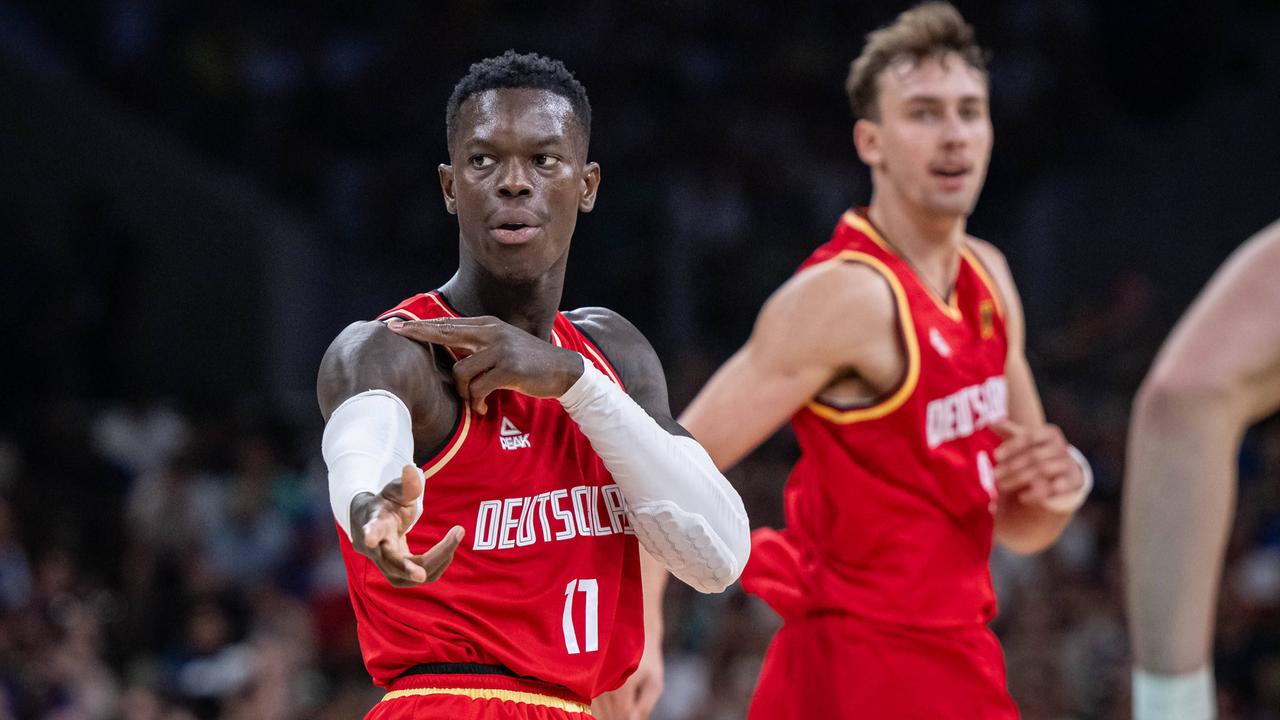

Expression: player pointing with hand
xmin=317 ymin=51 xmax=748 ymax=720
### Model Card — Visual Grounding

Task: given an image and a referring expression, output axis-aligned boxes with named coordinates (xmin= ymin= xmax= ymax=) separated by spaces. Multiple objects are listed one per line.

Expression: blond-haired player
xmin=647 ymin=3 xmax=1093 ymax=717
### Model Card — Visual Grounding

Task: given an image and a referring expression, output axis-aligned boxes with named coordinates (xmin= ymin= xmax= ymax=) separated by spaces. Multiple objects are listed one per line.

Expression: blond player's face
xmin=859 ymin=53 xmax=992 ymax=218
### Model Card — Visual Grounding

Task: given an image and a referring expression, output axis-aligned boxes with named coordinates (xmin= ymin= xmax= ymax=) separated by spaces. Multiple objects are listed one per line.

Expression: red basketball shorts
xmin=748 ymin=613 xmax=1018 ymax=719
xmin=366 ymin=672 xmax=595 ymax=720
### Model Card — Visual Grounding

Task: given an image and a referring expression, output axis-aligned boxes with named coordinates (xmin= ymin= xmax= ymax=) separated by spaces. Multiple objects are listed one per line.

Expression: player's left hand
xmin=352 ymin=465 xmax=465 ymax=586
xmin=592 ymin=637 xmax=663 ymax=720
xmin=992 ymin=420 xmax=1084 ymax=511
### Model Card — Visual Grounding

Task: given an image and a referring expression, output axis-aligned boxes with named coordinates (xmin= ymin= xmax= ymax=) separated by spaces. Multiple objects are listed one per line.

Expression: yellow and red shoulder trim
xmin=804 ymin=250 xmax=921 ymax=424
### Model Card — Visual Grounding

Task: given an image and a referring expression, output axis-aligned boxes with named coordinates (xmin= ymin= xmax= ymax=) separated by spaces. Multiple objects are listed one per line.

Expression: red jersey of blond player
xmin=744 ymin=209 xmax=1010 ymax=627
xmin=336 ymin=290 xmax=644 ymax=702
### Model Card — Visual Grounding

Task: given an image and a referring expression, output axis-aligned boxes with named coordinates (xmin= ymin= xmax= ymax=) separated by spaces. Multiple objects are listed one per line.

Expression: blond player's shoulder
xmin=963 ymin=236 xmax=1010 ymax=276
xmin=775 ymin=256 xmax=895 ymax=319
xmin=963 ymin=235 xmax=1021 ymax=306
xmin=752 ymin=256 xmax=897 ymax=356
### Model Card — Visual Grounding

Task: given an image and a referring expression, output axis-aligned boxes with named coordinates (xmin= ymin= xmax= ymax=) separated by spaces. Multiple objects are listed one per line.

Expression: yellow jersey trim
xmin=804 ymin=250 xmax=921 ymax=424
xmin=958 ymin=246 xmax=1006 ymax=318
xmin=842 ymin=210 xmax=963 ymax=321
xmin=379 ymin=686 xmax=592 ymax=713
xmin=422 ymin=404 xmax=471 ymax=480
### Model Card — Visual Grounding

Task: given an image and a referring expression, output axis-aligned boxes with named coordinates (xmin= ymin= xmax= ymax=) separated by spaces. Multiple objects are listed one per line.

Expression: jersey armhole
xmin=418 ymin=403 xmax=472 ymax=481
xmin=804 ymin=251 xmax=921 ymax=424
xmin=370 ymin=291 xmax=470 ymax=480
xmin=567 ymin=320 xmax=627 ymax=390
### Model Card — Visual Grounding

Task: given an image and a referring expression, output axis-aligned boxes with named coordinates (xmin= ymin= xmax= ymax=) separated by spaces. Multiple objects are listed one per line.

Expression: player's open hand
xmin=387 ymin=316 xmax=584 ymax=414
xmin=351 ymin=464 xmax=464 ymax=587
xmin=592 ymin=637 xmax=663 ymax=720
xmin=992 ymin=420 xmax=1084 ymax=511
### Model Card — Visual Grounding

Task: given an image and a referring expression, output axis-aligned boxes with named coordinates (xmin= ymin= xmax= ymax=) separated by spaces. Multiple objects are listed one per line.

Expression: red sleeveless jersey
xmin=744 ymin=210 xmax=1010 ymax=628
xmin=337 ymin=291 xmax=644 ymax=702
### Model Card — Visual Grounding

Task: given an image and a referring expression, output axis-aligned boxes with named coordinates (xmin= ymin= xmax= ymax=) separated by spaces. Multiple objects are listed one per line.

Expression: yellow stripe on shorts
xmin=380 ymin=686 xmax=592 ymax=714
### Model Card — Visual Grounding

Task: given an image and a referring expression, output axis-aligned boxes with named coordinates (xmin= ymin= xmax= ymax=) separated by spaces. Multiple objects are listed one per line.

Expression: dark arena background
xmin=3 ymin=1 xmax=1280 ymax=718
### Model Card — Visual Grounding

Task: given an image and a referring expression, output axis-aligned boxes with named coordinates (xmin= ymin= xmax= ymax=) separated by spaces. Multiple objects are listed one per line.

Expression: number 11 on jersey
xmin=562 ymin=578 xmax=599 ymax=655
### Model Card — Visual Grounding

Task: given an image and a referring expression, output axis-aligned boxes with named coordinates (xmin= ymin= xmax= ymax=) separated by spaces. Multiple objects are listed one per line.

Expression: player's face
xmin=857 ymin=53 xmax=992 ymax=219
xmin=440 ymin=88 xmax=600 ymax=282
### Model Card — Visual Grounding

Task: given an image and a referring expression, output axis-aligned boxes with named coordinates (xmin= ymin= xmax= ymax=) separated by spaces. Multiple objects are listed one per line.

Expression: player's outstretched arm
xmin=680 ymin=260 xmax=898 ymax=471
xmin=1124 ymin=219 xmax=1280 ymax=719
xmin=317 ymin=321 xmax=464 ymax=586
xmin=966 ymin=240 xmax=1093 ymax=555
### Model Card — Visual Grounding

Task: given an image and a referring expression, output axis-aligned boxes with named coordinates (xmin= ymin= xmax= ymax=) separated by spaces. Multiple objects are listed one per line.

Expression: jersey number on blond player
xmin=977 ymin=450 xmax=997 ymax=510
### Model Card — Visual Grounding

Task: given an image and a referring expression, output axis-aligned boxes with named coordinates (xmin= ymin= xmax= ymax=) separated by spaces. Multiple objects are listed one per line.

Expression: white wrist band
xmin=560 ymin=356 xmax=750 ymax=593
xmin=1042 ymin=444 xmax=1094 ymax=513
xmin=321 ymin=389 xmax=422 ymax=539
xmin=1133 ymin=667 xmax=1215 ymax=720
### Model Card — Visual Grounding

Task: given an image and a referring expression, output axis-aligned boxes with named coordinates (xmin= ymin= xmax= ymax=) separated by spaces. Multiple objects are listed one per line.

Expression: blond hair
xmin=845 ymin=2 xmax=987 ymax=121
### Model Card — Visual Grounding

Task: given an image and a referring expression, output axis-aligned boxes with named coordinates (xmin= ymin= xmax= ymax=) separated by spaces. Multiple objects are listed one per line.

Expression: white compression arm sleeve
xmin=321 ymin=389 xmax=422 ymax=540
xmin=559 ymin=357 xmax=750 ymax=593
xmin=1133 ymin=667 xmax=1215 ymax=720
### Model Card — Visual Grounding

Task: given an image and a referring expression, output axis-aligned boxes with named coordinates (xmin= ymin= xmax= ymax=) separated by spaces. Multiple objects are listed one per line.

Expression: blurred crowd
xmin=7 ymin=274 xmax=1280 ymax=720
xmin=3 ymin=0 xmax=1280 ymax=718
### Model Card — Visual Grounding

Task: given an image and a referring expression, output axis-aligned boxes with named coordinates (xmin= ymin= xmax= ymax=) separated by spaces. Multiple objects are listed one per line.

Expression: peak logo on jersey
xmin=472 ymin=483 xmax=635 ymax=551
xmin=499 ymin=417 xmax=531 ymax=450
xmin=929 ymin=327 xmax=952 ymax=357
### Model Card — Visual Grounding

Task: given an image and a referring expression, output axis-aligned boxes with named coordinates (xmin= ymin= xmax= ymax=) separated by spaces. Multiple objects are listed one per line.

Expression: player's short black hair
xmin=446 ymin=50 xmax=592 ymax=153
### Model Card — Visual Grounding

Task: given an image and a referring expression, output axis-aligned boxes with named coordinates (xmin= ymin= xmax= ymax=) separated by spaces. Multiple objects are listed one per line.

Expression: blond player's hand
xmin=992 ymin=420 xmax=1084 ymax=510
xmin=387 ymin=316 xmax=584 ymax=415
xmin=350 ymin=465 xmax=464 ymax=587
xmin=592 ymin=638 xmax=663 ymax=720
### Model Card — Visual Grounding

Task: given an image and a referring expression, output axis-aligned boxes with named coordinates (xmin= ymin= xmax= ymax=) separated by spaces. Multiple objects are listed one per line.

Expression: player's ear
xmin=579 ymin=161 xmax=601 ymax=213
xmin=439 ymin=163 xmax=457 ymax=215
xmin=853 ymin=119 xmax=882 ymax=168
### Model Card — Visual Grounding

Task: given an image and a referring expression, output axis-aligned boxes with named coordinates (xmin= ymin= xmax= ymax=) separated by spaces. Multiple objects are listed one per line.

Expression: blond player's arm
xmin=639 ymin=546 xmax=667 ymax=655
xmin=593 ymin=547 xmax=667 ymax=720
xmin=1124 ymin=220 xmax=1280 ymax=716
xmin=967 ymin=241 xmax=1084 ymax=554
xmin=680 ymin=260 xmax=898 ymax=471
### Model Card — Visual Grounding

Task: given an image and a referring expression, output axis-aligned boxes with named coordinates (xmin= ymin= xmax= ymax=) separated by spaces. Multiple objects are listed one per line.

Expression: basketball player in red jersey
xmin=665 ymin=4 xmax=1093 ymax=718
xmin=315 ymin=51 xmax=749 ymax=720
xmin=1125 ymin=218 xmax=1280 ymax=720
